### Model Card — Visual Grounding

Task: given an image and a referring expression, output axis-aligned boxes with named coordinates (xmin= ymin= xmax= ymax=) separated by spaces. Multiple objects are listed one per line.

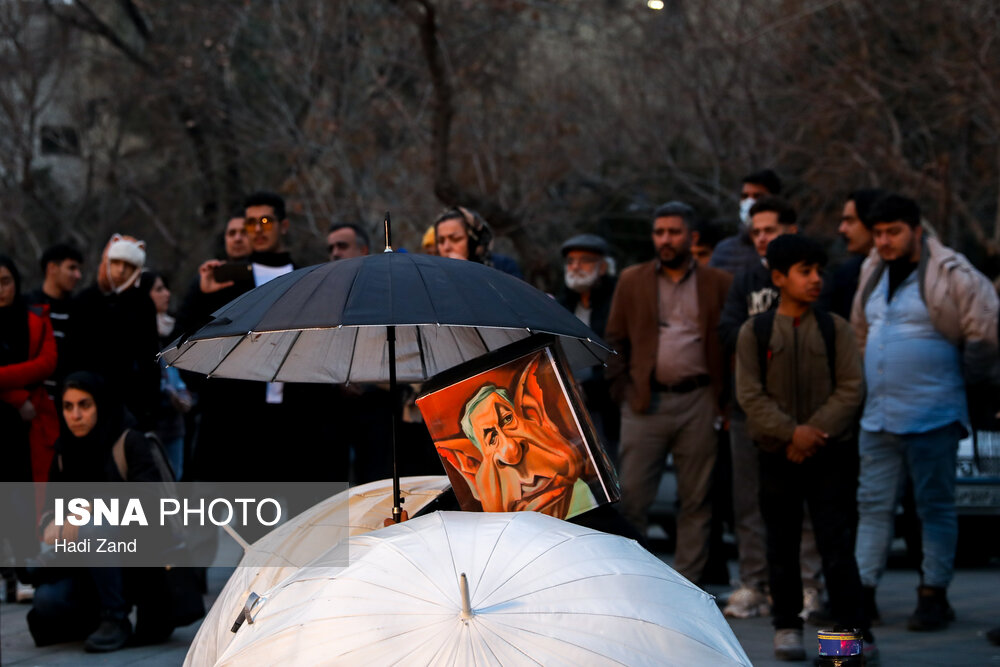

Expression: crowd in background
xmin=2 ymin=176 xmax=999 ymax=658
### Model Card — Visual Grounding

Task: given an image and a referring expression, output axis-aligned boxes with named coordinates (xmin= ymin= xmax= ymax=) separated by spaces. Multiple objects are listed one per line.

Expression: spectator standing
xmin=327 ymin=222 xmax=370 ymax=261
xmin=605 ymin=201 xmax=731 ymax=583
xmin=852 ymin=194 xmax=999 ymax=631
xmin=819 ymin=189 xmax=884 ymax=319
xmin=68 ymin=235 xmax=160 ymax=430
xmin=0 ymin=255 xmax=58 ymax=601
xmin=140 ymin=271 xmax=191 ymax=479
xmin=736 ymin=235 xmax=874 ymax=661
xmin=435 ymin=206 xmax=523 ymax=279
xmin=183 ymin=192 xmax=341 ymax=486
xmin=719 ymin=198 xmax=826 ymax=620
xmin=710 ymin=169 xmax=782 ymax=276
xmin=26 ymin=243 xmax=83 ymax=399
xmin=421 ymin=226 xmax=437 ymax=254
xmin=556 ymin=233 xmax=619 ymax=457
xmin=691 ymin=219 xmax=724 ymax=268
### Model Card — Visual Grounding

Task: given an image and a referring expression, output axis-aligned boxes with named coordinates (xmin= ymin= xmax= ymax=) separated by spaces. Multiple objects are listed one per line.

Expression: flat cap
xmin=561 ymin=233 xmax=609 ymax=257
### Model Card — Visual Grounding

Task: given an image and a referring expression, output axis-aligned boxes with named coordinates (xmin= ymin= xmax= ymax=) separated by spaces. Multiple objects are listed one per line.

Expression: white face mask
xmin=739 ymin=197 xmax=756 ymax=226
xmin=564 ymin=265 xmax=601 ymax=293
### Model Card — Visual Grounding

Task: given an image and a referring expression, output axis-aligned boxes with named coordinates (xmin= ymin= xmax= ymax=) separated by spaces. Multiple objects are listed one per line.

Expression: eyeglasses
xmin=244 ymin=216 xmax=277 ymax=233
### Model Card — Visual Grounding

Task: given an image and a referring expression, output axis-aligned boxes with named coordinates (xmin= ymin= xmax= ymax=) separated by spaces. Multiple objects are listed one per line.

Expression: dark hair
xmin=749 ymin=196 xmax=797 ymax=225
xmin=0 ymin=254 xmax=22 ymax=294
xmin=652 ymin=200 xmax=695 ymax=228
xmin=742 ymin=169 xmax=782 ymax=196
xmin=138 ymin=270 xmax=169 ymax=293
xmin=846 ymin=189 xmax=887 ymax=226
xmin=693 ymin=219 xmax=725 ymax=249
xmin=327 ymin=222 xmax=370 ymax=251
xmin=39 ymin=243 xmax=83 ymax=275
xmin=766 ymin=234 xmax=827 ymax=275
xmin=243 ymin=191 xmax=286 ymax=220
xmin=865 ymin=193 xmax=920 ymax=229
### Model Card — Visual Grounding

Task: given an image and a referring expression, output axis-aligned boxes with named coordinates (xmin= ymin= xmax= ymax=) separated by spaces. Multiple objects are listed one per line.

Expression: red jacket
xmin=0 ymin=305 xmax=59 ymax=490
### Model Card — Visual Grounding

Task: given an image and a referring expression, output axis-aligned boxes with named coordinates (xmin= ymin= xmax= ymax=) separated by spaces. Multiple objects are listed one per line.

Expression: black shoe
xmin=987 ymin=626 xmax=1000 ymax=646
xmin=84 ymin=614 xmax=133 ymax=653
xmin=907 ymin=585 xmax=951 ymax=632
xmin=863 ymin=586 xmax=881 ymax=627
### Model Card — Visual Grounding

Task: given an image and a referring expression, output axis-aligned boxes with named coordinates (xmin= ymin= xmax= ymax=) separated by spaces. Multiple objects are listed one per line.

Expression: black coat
xmin=67 ymin=285 xmax=160 ymax=430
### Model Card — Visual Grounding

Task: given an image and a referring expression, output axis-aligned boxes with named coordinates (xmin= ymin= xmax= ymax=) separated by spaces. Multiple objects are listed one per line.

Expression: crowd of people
xmin=2 ymin=179 xmax=999 ymax=659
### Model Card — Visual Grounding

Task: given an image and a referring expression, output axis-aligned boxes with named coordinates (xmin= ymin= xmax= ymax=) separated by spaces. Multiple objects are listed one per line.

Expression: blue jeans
xmin=855 ymin=423 xmax=962 ymax=589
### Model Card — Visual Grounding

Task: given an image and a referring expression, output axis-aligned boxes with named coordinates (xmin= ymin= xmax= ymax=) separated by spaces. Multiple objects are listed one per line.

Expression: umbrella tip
xmin=459 ymin=573 xmax=474 ymax=621
xmin=383 ymin=211 xmax=393 ymax=253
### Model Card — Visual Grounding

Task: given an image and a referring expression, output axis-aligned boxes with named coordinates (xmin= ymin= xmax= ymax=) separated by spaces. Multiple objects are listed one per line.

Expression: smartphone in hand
xmin=212 ymin=262 xmax=253 ymax=283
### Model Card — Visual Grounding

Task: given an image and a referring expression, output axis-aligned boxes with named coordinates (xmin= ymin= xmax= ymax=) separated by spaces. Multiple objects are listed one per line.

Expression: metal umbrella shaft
xmin=388 ymin=324 xmax=402 ymax=524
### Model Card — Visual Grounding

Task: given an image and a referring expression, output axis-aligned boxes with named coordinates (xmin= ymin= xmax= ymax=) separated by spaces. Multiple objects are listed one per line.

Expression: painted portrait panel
xmin=417 ymin=339 xmax=618 ymax=520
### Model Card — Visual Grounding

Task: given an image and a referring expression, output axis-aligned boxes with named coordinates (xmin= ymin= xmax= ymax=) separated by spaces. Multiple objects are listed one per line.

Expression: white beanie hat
xmin=105 ymin=234 xmax=146 ymax=292
xmin=107 ymin=234 xmax=146 ymax=269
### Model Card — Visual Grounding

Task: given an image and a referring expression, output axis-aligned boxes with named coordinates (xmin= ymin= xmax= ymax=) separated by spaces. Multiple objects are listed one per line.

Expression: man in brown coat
xmin=605 ymin=201 xmax=732 ymax=583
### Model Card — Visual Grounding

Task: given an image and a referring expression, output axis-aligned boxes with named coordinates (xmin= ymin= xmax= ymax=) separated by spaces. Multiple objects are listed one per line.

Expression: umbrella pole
xmin=388 ymin=325 xmax=403 ymax=523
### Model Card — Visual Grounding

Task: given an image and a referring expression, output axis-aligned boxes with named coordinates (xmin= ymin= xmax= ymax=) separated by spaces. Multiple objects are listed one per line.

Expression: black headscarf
xmin=55 ymin=371 xmax=132 ymax=482
xmin=0 ymin=254 xmax=29 ymax=366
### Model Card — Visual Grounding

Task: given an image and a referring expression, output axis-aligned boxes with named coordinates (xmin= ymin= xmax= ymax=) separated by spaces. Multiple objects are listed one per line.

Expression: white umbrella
xmin=213 ymin=511 xmax=751 ymax=666
xmin=185 ymin=476 xmax=452 ymax=667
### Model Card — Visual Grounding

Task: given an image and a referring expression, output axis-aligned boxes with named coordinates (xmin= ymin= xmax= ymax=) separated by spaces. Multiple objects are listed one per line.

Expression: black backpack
xmin=753 ymin=308 xmax=837 ymax=390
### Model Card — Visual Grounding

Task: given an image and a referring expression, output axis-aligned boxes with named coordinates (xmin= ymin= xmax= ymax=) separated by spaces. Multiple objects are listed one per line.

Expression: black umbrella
xmin=162 ymin=221 xmax=612 ymax=521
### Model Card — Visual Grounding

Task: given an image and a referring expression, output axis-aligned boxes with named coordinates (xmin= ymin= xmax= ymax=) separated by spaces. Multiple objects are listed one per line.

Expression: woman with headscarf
xmin=434 ymin=207 xmax=495 ymax=265
xmin=433 ymin=206 xmax=525 ymax=279
xmin=28 ymin=371 xmax=183 ymax=652
xmin=0 ymin=254 xmax=58 ymax=600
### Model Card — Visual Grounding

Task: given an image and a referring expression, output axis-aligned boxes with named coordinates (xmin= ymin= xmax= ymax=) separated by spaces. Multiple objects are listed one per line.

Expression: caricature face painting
xmin=419 ymin=349 xmax=600 ymax=519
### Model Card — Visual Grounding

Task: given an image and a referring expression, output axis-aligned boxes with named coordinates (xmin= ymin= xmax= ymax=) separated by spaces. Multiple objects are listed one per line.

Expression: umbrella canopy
xmin=161 ymin=252 xmax=611 ymax=384
xmin=186 ymin=476 xmax=453 ymax=667
xmin=212 ymin=511 xmax=751 ymax=666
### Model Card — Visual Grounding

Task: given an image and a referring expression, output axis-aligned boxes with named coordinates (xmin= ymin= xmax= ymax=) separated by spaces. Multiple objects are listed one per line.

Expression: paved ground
xmin=2 ymin=553 xmax=997 ymax=665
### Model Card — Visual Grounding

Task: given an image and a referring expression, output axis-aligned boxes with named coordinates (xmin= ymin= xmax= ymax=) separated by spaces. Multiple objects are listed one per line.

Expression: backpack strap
xmin=753 ymin=309 xmax=777 ymax=389
xmin=753 ymin=308 xmax=837 ymax=390
xmin=813 ymin=308 xmax=838 ymax=389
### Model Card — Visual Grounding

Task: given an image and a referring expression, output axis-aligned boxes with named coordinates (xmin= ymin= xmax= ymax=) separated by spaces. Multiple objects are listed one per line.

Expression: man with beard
xmin=556 ymin=234 xmax=619 ymax=456
xmin=852 ymin=194 xmax=998 ymax=632
xmin=605 ymin=201 xmax=731 ymax=584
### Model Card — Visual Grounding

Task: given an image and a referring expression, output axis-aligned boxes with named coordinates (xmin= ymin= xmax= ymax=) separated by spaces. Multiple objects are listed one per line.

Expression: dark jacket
xmin=555 ymin=275 xmax=617 ymax=341
xmin=68 ymin=285 xmax=160 ymax=429
xmin=735 ymin=309 xmax=863 ymax=453
xmin=709 ymin=232 xmax=760 ymax=276
xmin=818 ymin=254 xmax=864 ymax=320
xmin=718 ymin=260 xmax=779 ymax=359
xmin=605 ymin=260 xmax=732 ymax=413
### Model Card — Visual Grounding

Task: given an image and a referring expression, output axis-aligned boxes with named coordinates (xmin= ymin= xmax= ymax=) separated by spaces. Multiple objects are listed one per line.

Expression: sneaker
xmin=15 ymin=582 xmax=34 ymax=603
xmin=907 ymin=585 xmax=951 ymax=632
xmin=773 ymin=628 xmax=806 ymax=661
xmin=862 ymin=586 xmax=881 ymax=626
xmin=84 ymin=614 xmax=133 ymax=653
xmin=800 ymin=587 xmax=833 ymax=626
xmin=723 ymin=585 xmax=770 ymax=619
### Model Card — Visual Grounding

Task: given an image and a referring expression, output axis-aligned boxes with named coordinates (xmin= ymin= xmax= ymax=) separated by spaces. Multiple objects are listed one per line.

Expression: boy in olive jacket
xmin=735 ymin=235 xmax=874 ymax=662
